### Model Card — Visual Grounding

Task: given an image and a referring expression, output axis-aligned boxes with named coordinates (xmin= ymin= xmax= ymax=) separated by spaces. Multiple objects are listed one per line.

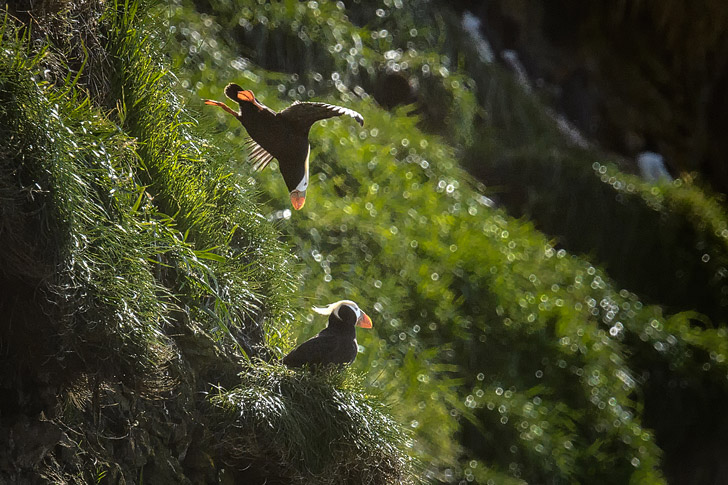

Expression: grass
xmin=0 ymin=1 xmax=415 ymax=483
xmin=103 ymin=0 xmax=298 ymax=360
xmin=166 ymin=0 xmax=728 ymax=483
xmin=210 ymin=361 xmax=415 ymax=484
xmin=0 ymin=13 xmax=173 ymax=384
xmin=3 ymin=0 xmax=728 ymax=483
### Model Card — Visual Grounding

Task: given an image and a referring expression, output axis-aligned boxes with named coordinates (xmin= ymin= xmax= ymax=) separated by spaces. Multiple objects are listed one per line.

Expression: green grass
xmin=3 ymin=0 xmax=728 ymax=483
xmin=103 ymin=1 xmax=298 ymax=359
xmin=210 ymin=360 xmax=415 ymax=484
xmin=182 ymin=0 xmax=728 ymax=324
xmin=165 ymin=0 xmax=728 ymax=483
xmin=466 ymin=141 xmax=728 ymax=324
xmin=0 ymin=2 xmax=414 ymax=483
xmin=0 ymin=14 xmax=173 ymax=383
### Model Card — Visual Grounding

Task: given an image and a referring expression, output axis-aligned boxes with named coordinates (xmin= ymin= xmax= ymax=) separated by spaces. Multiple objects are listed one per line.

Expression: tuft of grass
xmin=0 ymin=12 xmax=174 ymax=384
xmin=209 ymin=360 xmax=417 ymax=485
xmin=101 ymin=0 xmax=298 ymax=360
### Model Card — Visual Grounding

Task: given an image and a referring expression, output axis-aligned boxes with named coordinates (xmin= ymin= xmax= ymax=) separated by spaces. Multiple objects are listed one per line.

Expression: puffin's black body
xmin=282 ymin=301 xmax=372 ymax=368
xmin=205 ymin=83 xmax=364 ymax=210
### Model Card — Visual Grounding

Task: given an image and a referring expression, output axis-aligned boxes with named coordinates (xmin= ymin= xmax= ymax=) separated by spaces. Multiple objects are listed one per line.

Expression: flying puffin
xmin=282 ymin=300 xmax=373 ymax=368
xmin=204 ymin=84 xmax=364 ymax=210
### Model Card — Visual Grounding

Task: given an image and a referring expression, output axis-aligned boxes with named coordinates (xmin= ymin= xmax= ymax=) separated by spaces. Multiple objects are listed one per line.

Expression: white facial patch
xmin=313 ymin=299 xmax=361 ymax=319
xmin=294 ymin=144 xmax=310 ymax=192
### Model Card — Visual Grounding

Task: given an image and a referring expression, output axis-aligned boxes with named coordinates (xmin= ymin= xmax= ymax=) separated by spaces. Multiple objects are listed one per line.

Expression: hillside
xmin=0 ymin=2 xmax=411 ymax=483
xmin=1 ymin=0 xmax=728 ymax=484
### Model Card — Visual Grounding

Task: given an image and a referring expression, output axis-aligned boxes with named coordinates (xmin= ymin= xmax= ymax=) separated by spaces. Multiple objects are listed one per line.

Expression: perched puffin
xmin=282 ymin=300 xmax=373 ymax=368
xmin=204 ymin=84 xmax=364 ymax=210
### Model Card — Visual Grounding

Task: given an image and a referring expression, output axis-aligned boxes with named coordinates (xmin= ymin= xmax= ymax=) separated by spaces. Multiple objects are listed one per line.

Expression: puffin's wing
xmin=243 ymin=137 xmax=275 ymax=171
xmin=282 ymin=334 xmax=336 ymax=367
xmin=278 ymin=101 xmax=364 ymax=130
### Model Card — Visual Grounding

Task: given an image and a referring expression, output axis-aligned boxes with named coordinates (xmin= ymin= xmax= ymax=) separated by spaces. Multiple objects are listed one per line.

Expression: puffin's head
xmin=224 ymin=83 xmax=244 ymax=100
xmin=224 ymin=83 xmax=264 ymax=110
xmin=313 ymin=300 xmax=373 ymax=329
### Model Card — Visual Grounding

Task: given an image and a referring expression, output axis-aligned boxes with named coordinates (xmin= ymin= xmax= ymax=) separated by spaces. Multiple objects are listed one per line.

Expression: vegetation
xmin=0 ymin=1 xmax=411 ymax=483
xmin=169 ymin=0 xmax=728 ymax=483
xmin=1 ymin=0 xmax=727 ymax=484
xmin=209 ymin=362 xmax=412 ymax=484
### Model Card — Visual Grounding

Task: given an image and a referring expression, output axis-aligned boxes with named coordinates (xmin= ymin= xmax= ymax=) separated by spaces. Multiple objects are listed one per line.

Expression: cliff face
xmin=456 ymin=0 xmax=728 ymax=325
xmin=462 ymin=0 xmax=728 ymax=192
xmin=3 ymin=1 xmax=728 ymax=484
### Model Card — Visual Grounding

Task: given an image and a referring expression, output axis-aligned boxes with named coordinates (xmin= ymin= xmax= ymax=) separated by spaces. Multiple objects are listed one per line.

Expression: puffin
xmin=204 ymin=84 xmax=364 ymax=210
xmin=282 ymin=300 xmax=373 ymax=368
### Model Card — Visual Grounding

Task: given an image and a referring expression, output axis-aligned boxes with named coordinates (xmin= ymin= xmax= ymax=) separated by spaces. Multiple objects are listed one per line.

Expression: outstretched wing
xmin=243 ymin=137 xmax=275 ymax=171
xmin=278 ymin=101 xmax=364 ymax=131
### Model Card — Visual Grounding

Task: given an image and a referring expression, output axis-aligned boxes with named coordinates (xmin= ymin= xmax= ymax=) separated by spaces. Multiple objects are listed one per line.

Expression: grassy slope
xmin=0 ymin=2 xmax=413 ymax=484
xmin=168 ymin=0 xmax=728 ymax=483
xmin=2 ymin=0 xmax=727 ymax=483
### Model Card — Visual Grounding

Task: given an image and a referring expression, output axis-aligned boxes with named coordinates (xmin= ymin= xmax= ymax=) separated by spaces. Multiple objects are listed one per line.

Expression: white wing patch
xmin=316 ymin=103 xmax=364 ymax=126
xmin=280 ymin=101 xmax=364 ymax=127
xmin=243 ymin=137 xmax=275 ymax=171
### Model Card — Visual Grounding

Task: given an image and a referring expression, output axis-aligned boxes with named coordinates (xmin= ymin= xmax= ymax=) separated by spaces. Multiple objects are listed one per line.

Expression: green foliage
xmin=4 ymin=0 xmax=728 ymax=483
xmin=471 ymin=141 xmax=728 ymax=323
xmin=1 ymin=1 xmax=413 ymax=483
xmin=210 ymin=360 xmax=415 ymax=484
xmin=102 ymin=1 xmax=297 ymax=359
xmin=166 ymin=0 xmax=728 ymax=483
xmin=0 ymin=14 xmax=172 ymax=381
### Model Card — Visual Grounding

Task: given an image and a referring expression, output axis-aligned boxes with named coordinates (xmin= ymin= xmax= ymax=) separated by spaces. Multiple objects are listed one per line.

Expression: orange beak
xmin=237 ymin=90 xmax=264 ymax=110
xmin=356 ymin=313 xmax=373 ymax=329
xmin=290 ymin=190 xmax=306 ymax=210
